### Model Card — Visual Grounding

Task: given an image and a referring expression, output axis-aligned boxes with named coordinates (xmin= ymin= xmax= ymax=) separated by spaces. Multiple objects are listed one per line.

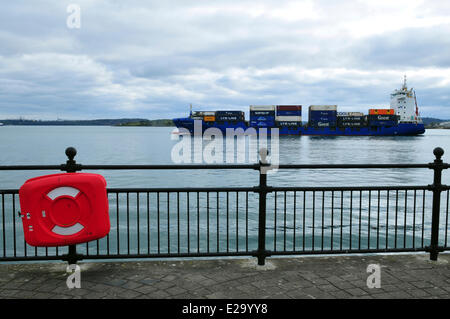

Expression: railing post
xmin=426 ymin=147 xmax=446 ymax=261
xmin=256 ymin=148 xmax=270 ymax=265
xmin=61 ymin=147 xmax=83 ymax=264
xmin=63 ymin=244 xmax=83 ymax=265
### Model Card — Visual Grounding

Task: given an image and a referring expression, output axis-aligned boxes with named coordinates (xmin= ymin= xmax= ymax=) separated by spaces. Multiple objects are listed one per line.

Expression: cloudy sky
xmin=0 ymin=0 xmax=449 ymax=120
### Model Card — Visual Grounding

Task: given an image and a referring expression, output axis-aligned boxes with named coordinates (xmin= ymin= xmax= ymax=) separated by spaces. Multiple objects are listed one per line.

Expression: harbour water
xmin=0 ymin=126 xmax=449 ymax=257
xmin=0 ymin=126 xmax=449 ymax=188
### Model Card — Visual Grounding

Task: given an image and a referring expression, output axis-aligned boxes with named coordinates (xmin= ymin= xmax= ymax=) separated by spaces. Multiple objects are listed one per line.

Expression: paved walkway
xmin=1 ymin=253 xmax=450 ymax=299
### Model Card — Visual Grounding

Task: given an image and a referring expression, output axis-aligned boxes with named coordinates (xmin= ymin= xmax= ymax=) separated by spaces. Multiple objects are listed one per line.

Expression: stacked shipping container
xmin=308 ymin=105 xmax=337 ymax=127
xmin=275 ymin=105 xmax=302 ymax=127
xmin=189 ymin=106 xmax=400 ymax=129
xmin=249 ymin=105 xmax=276 ymax=127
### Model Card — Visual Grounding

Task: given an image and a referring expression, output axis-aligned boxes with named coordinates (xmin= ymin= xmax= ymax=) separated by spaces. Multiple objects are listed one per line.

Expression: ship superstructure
xmin=390 ymin=75 xmax=421 ymax=123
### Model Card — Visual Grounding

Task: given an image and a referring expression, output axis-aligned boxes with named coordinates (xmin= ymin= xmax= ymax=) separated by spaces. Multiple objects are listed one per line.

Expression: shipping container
xmin=276 ymin=105 xmax=302 ymax=111
xmin=367 ymin=115 xmax=398 ymax=122
xmin=203 ymin=116 xmax=215 ymax=122
xmin=192 ymin=111 xmax=215 ymax=116
xmin=369 ymin=109 xmax=395 ymax=115
xmin=216 ymin=110 xmax=244 ymax=116
xmin=338 ymin=116 xmax=365 ymax=122
xmin=309 ymin=119 xmax=337 ymax=124
xmin=337 ymin=112 xmax=364 ymax=116
xmin=250 ymin=114 xmax=275 ymax=121
xmin=338 ymin=122 xmax=366 ymax=127
xmin=368 ymin=120 xmax=397 ymax=127
xmin=276 ymin=110 xmax=302 ymax=116
xmin=310 ymin=121 xmax=336 ymax=128
xmin=249 ymin=120 xmax=275 ymax=127
xmin=250 ymin=110 xmax=275 ymax=116
xmin=215 ymin=115 xmax=243 ymax=121
xmin=250 ymin=113 xmax=275 ymax=119
xmin=337 ymin=119 xmax=367 ymax=127
xmin=250 ymin=105 xmax=276 ymax=111
xmin=276 ymin=121 xmax=301 ymax=127
xmin=309 ymin=110 xmax=337 ymax=117
xmin=309 ymin=105 xmax=337 ymax=111
xmin=249 ymin=119 xmax=275 ymax=124
xmin=275 ymin=116 xmax=302 ymax=122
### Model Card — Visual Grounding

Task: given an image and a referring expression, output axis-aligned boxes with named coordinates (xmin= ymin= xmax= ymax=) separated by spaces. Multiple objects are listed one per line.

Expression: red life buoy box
xmin=19 ymin=173 xmax=110 ymax=247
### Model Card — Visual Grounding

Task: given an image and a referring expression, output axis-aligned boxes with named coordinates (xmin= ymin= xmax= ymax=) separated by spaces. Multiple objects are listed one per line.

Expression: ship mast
xmin=414 ymin=89 xmax=419 ymax=120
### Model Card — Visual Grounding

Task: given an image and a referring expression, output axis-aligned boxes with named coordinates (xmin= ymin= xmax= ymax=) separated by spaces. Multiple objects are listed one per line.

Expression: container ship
xmin=173 ymin=78 xmax=425 ymax=136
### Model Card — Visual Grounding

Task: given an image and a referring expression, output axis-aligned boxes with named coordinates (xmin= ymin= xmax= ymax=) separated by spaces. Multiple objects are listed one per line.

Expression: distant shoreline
xmin=0 ymin=118 xmax=174 ymax=127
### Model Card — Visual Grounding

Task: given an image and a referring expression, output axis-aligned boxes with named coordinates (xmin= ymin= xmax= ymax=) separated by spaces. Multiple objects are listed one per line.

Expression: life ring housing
xmin=19 ymin=173 xmax=110 ymax=247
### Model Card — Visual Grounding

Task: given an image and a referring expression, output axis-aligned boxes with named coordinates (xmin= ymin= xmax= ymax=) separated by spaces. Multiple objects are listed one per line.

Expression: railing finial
xmin=64 ymin=147 xmax=78 ymax=173
xmin=65 ymin=147 xmax=77 ymax=161
xmin=433 ymin=147 xmax=444 ymax=161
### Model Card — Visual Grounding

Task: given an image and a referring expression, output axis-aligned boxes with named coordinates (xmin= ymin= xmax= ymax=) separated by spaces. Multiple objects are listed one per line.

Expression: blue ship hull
xmin=172 ymin=118 xmax=425 ymax=136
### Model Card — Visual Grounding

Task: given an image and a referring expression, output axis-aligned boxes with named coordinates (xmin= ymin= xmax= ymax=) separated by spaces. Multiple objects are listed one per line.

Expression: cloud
xmin=0 ymin=0 xmax=449 ymax=120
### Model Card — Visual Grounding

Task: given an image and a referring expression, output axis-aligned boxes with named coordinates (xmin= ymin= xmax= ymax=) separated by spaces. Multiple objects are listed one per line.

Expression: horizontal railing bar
xmin=268 ymin=247 xmax=431 ymax=256
xmin=270 ymin=185 xmax=430 ymax=191
xmin=0 ymin=256 xmax=64 ymax=262
xmin=0 ymin=251 xmax=253 ymax=262
xmin=0 ymin=163 xmax=444 ymax=171
xmin=0 ymin=165 xmax=63 ymax=170
xmin=106 ymin=187 xmax=256 ymax=193
xmin=80 ymin=164 xmax=260 ymax=170
xmin=74 ymin=252 xmax=253 ymax=259
xmin=0 ymin=164 xmax=259 ymax=171
xmin=0 ymin=190 xmax=19 ymax=194
xmin=277 ymin=164 xmax=433 ymax=169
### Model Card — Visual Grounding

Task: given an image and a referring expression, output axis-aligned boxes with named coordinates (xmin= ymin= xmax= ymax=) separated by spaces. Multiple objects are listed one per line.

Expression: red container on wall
xmin=19 ymin=173 xmax=110 ymax=247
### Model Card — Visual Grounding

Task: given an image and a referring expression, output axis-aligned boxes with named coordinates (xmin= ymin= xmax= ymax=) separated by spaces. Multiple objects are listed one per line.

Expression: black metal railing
xmin=0 ymin=147 xmax=449 ymax=265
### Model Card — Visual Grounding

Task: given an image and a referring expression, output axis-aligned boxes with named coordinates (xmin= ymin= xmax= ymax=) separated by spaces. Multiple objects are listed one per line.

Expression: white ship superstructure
xmin=390 ymin=76 xmax=421 ymax=123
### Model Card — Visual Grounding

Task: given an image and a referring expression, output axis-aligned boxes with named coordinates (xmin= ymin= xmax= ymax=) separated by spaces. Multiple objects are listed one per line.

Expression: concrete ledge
xmin=1 ymin=253 xmax=450 ymax=299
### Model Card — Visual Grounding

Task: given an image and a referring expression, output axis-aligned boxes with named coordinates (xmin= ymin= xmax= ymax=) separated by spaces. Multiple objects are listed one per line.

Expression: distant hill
xmin=115 ymin=119 xmax=174 ymax=126
xmin=421 ymin=117 xmax=448 ymax=125
xmin=0 ymin=118 xmax=174 ymax=127
xmin=421 ymin=117 xmax=450 ymax=129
